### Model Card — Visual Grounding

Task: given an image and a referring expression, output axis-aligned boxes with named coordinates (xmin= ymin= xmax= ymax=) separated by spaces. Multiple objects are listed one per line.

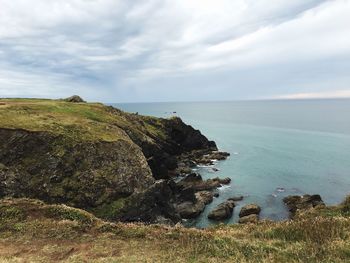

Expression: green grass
xmin=0 ymin=98 xmax=167 ymax=143
xmin=0 ymin=198 xmax=350 ymax=262
xmin=90 ymin=198 xmax=127 ymax=220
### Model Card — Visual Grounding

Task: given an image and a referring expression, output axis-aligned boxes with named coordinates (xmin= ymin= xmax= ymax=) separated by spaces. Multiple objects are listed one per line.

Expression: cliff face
xmin=0 ymin=128 xmax=153 ymax=207
xmin=0 ymin=99 xmax=216 ymax=224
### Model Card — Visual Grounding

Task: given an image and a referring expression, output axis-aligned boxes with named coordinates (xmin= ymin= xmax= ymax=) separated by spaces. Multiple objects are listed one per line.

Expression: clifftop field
xmin=0 ymin=197 xmax=349 ymax=262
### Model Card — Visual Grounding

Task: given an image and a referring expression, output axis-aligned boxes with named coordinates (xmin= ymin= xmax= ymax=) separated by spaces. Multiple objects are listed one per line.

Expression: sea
xmin=112 ymin=99 xmax=350 ymax=228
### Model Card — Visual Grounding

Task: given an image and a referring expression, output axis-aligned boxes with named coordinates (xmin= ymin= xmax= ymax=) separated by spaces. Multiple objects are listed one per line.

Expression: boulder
xmin=239 ymin=214 xmax=259 ymax=224
xmin=239 ymin=204 xmax=261 ymax=218
xmin=208 ymin=199 xmax=235 ymax=220
xmin=64 ymin=95 xmax=86 ymax=103
xmin=195 ymin=191 xmax=214 ymax=205
xmin=176 ymin=201 xmax=205 ymax=219
xmin=213 ymin=177 xmax=231 ymax=185
xmin=283 ymin=194 xmax=325 ymax=216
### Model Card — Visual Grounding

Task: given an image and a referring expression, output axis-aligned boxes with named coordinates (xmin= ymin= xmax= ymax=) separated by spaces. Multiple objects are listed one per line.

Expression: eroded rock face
xmin=239 ymin=204 xmax=261 ymax=218
xmin=208 ymin=199 xmax=236 ymax=220
xmin=116 ymin=180 xmax=181 ymax=224
xmin=0 ymin=129 xmax=154 ymax=209
xmin=283 ymin=194 xmax=325 ymax=217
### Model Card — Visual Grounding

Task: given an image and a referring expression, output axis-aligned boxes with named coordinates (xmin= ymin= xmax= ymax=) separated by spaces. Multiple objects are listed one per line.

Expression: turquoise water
xmin=112 ymin=99 xmax=350 ymax=228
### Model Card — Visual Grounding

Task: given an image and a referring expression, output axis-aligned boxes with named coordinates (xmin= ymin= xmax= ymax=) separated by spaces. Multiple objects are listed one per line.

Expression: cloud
xmin=0 ymin=0 xmax=349 ymax=102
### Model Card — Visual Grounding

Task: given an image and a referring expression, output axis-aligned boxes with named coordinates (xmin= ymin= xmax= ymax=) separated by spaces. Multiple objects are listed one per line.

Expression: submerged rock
xmin=283 ymin=194 xmax=325 ymax=217
xmin=239 ymin=204 xmax=261 ymax=218
xmin=208 ymin=199 xmax=236 ymax=220
xmin=228 ymin=196 xmax=244 ymax=202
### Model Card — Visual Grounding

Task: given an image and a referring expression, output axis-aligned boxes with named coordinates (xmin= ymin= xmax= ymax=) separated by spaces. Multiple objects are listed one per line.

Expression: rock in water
xmin=64 ymin=95 xmax=86 ymax=103
xmin=283 ymin=194 xmax=325 ymax=217
xmin=239 ymin=204 xmax=261 ymax=218
xmin=208 ymin=199 xmax=236 ymax=220
xmin=176 ymin=201 xmax=205 ymax=219
xmin=228 ymin=196 xmax=244 ymax=202
xmin=195 ymin=191 xmax=215 ymax=205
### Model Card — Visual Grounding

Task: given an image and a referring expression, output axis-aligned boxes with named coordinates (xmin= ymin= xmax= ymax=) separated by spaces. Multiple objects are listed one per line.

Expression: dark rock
xmin=64 ymin=95 xmax=86 ymax=103
xmin=283 ymin=194 xmax=325 ymax=216
xmin=239 ymin=204 xmax=261 ymax=218
xmin=195 ymin=191 xmax=214 ymax=205
xmin=228 ymin=196 xmax=244 ymax=202
xmin=116 ymin=180 xmax=181 ymax=224
xmin=239 ymin=214 xmax=259 ymax=224
xmin=208 ymin=199 xmax=235 ymax=220
xmin=176 ymin=186 xmax=196 ymax=203
xmin=213 ymin=177 xmax=231 ymax=185
xmin=182 ymin=173 xmax=203 ymax=182
xmin=208 ymin=151 xmax=230 ymax=160
xmin=176 ymin=201 xmax=205 ymax=219
xmin=177 ymin=175 xmax=230 ymax=192
xmin=195 ymin=151 xmax=230 ymax=165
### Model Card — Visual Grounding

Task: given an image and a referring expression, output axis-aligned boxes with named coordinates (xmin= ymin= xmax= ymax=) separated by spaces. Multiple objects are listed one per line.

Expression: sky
xmin=0 ymin=0 xmax=349 ymax=103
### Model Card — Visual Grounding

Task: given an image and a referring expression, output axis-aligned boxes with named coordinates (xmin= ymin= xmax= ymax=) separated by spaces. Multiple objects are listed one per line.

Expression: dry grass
xmin=0 ymin=198 xmax=350 ymax=262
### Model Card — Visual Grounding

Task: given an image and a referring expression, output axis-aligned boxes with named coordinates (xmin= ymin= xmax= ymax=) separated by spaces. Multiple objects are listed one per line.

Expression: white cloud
xmin=0 ymin=0 xmax=349 ymax=102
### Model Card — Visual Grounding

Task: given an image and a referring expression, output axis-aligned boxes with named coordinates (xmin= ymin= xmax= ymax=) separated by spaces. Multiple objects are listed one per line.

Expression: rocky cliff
xmin=0 ymin=98 xmax=220 ymax=224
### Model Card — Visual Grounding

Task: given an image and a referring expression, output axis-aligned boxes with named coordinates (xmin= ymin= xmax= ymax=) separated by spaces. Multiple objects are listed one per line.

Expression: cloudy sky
xmin=0 ymin=0 xmax=349 ymax=102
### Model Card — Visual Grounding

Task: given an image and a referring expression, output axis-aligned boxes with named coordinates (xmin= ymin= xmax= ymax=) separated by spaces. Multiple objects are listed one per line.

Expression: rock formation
xmin=208 ymin=199 xmax=236 ymax=220
xmin=238 ymin=204 xmax=261 ymax=224
xmin=283 ymin=194 xmax=325 ymax=217
xmin=0 ymin=98 xmax=230 ymax=224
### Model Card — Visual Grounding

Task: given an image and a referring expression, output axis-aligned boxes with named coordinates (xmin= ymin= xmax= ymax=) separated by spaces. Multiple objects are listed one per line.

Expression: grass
xmin=0 ymin=198 xmax=349 ymax=262
xmin=0 ymin=98 xmax=167 ymax=143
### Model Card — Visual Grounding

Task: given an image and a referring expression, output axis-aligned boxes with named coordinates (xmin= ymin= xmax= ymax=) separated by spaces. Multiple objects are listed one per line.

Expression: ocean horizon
xmin=113 ymin=98 xmax=350 ymax=228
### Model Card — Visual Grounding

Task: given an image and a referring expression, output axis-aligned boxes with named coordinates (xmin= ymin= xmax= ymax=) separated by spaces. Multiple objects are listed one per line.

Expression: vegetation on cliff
xmin=0 ymin=197 xmax=349 ymax=262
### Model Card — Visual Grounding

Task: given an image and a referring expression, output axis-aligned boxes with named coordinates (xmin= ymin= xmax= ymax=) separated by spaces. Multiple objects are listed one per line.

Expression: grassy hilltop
xmin=0 ymin=198 xmax=349 ymax=262
xmin=0 ymin=98 xmax=166 ymax=142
